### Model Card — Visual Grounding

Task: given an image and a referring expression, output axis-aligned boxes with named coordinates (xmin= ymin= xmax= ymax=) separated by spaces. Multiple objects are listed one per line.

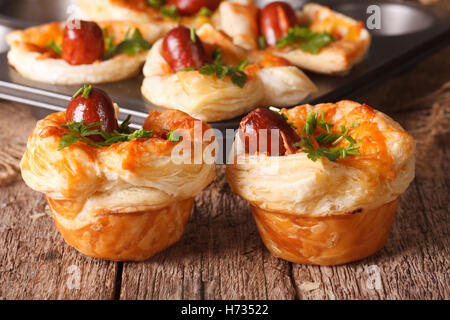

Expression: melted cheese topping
xmin=284 ymin=101 xmax=402 ymax=180
xmin=8 ymin=20 xmax=162 ymax=59
xmin=6 ymin=20 xmax=164 ymax=84
xmin=20 ymin=109 xmax=216 ymax=219
xmin=305 ymin=4 xmax=364 ymax=42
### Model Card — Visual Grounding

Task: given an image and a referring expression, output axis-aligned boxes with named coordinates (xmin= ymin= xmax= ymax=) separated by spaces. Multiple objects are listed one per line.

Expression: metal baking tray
xmin=0 ymin=0 xmax=449 ymax=133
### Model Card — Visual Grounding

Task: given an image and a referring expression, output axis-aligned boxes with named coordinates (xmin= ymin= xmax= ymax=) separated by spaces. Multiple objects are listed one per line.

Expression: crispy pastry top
xmin=227 ymin=101 xmax=415 ymax=216
xmin=20 ymin=109 xmax=216 ymax=219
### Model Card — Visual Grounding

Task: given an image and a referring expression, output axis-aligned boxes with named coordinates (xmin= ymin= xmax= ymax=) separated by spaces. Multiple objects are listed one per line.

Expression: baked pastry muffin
xmin=6 ymin=20 xmax=163 ymax=84
xmin=78 ymin=0 xmax=222 ymax=30
xmin=226 ymin=101 xmax=415 ymax=265
xmin=20 ymin=85 xmax=216 ymax=261
xmin=217 ymin=1 xmax=371 ymax=74
xmin=141 ymin=24 xmax=316 ymax=122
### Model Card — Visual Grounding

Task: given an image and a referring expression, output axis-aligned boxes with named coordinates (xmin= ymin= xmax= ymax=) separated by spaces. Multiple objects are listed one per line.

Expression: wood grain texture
xmin=0 ymin=104 xmax=118 ymax=300
xmin=0 ymin=1 xmax=449 ymax=299
xmin=120 ymin=169 xmax=298 ymax=300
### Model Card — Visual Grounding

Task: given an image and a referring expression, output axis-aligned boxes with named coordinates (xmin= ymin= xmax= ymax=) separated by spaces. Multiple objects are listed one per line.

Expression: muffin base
xmin=48 ymin=197 xmax=194 ymax=261
xmin=251 ymin=198 xmax=399 ymax=265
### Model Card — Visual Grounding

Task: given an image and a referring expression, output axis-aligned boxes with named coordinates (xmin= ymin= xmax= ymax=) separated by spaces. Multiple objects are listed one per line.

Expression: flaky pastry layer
xmin=20 ymin=109 xmax=216 ymax=230
xmin=216 ymin=1 xmax=371 ymax=74
xmin=226 ymin=101 xmax=415 ymax=216
xmin=6 ymin=21 xmax=163 ymax=84
xmin=141 ymin=24 xmax=316 ymax=122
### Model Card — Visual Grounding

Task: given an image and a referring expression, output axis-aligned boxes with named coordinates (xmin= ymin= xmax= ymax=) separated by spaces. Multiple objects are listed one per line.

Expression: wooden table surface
xmin=1 ymin=2 xmax=449 ymax=300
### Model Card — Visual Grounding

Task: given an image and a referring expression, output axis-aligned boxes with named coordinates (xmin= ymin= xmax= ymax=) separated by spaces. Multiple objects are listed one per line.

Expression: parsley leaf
xmin=58 ymin=118 xmax=154 ymax=150
xmin=104 ymin=28 xmax=151 ymax=60
xmin=45 ymin=40 xmax=62 ymax=56
xmin=317 ymin=111 xmax=333 ymax=132
xmin=258 ymin=36 xmax=267 ymax=50
xmin=198 ymin=48 xmax=249 ymax=88
xmin=167 ymin=130 xmax=182 ymax=142
xmin=147 ymin=0 xmax=164 ymax=9
xmin=190 ymin=27 xmax=197 ymax=43
xmin=102 ymin=27 xmax=114 ymax=52
xmin=118 ymin=115 xmax=133 ymax=134
xmin=295 ymin=112 xmax=361 ymax=162
xmin=315 ymin=132 xmax=340 ymax=144
xmin=275 ymin=26 xmax=334 ymax=54
xmin=302 ymin=112 xmax=318 ymax=135
xmin=198 ymin=6 xmax=213 ymax=17
xmin=160 ymin=5 xmax=180 ymax=20
xmin=73 ymin=84 xmax=92 ymax=99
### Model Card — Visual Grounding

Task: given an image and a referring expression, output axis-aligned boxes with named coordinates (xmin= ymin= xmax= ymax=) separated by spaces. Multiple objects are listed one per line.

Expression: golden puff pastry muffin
xmin=78 ymin=0 xmax=221 ymax=31
xmin=6 ymin=20 xmax=163 ymax=84
xmin=20 ymin=85 xmax=216 ymax=261
xmin=226 ymin=101 xmax=415 ymax=265
xmin=141 ymin=24 xmax=316 ymax=122
xmin=217 ymin=1 xmax=371 ymax=74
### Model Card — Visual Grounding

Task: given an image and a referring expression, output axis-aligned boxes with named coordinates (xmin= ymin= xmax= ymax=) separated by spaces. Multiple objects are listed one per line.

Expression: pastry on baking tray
xmin=78 ymin=0 xmax=222 ymax=30
xmin=141 ymin=24 xmax=316 ymax=122
xmin=20 ymin=85 xmax=216 ymax=261
xmin=226 ymin=101 xmax=415 ymax=265
xmin=218 ymin=1 xmax=371 ymax=74
xmin=6 ymin=20 xmax=163 ymax=84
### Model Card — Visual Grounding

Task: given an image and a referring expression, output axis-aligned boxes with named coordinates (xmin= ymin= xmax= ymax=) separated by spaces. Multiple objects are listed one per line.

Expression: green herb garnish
xmin=190 ymin=27 xmax=197 ymax=43
xmin=102 ymin=27 xmax=114 ymax=52
xmin=198 ymin=6 xmax=213 ymax=17
xmin=302 ymin=112 xmax=318 ymax=135
xmin=58 ymin=116 xmax=153 ymax=150
xmin=293 ymin=112 xmax=361 ymax=162
xmin=315 ymin=132 xmax=340 ymax=145
xmin=198 ymin=48 xmax=249 ymax=88
xmin=73 ymin=84 xmax=92 ymax=99
xmin=258 ymin=36 xmax=267 ymax=50
xmin=167 ymin=130 xmax=182 ymax=142
xmin=317 ymin=111 xmax=333 ymax=132
xmin=104 ymin=28 xmax=151 ymax=60
xmin=178 ymin=67 xmax=196 ymax=72
xmin=147 ymin=0 xmax=164 ymax=9
xmin=160 ymin=5 xmax=180 ymax=20
xmin=275 ymin=26 xmax=334 ymax=54
xmin=45 ymin=40 xmax=62 ymax=56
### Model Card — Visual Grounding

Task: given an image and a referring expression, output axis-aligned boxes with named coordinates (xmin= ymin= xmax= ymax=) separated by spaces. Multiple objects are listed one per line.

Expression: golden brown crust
xmin=226 ymin=101 xmax=415 ymax=265
xmin=21 ymin=108 xmax=216 ymax=260
xmin=141 ymin=24 xmax=316 ymax=122
xmin=272 ymin=3 xmax=371 ymax=74
xmin=6 ymin=21 xmax=164 ymax=84
xmin=216 ymin=1 xmax=371 ymax=74
xmin=251 ymin=198 xmax=399 ymax=265
xmin=226 ymin=101 xmax=415 ymax=217
xmin=51 ymin=197 xmax=194 ymax=261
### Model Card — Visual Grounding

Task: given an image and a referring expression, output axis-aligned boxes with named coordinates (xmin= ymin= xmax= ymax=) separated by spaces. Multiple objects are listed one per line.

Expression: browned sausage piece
xmin=162 ymin=26 xmax=211 ymax=72
xmin=259 ymin=1 xmax=297 ymax=47
xmin=239 ymin=108 xmax=300 ymax=156
xmin=61 ymin=20 xmax=104 ymax=65
xmin=66 ymin=86 xmax=119 ymax=142
xmin=167 ymin=0 xmax=221 ymax=16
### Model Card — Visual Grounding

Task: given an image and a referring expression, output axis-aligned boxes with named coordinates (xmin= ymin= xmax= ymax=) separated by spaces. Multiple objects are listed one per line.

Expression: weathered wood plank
xmin=120 ymin=166 xmax=297 ymax=299
xmin=289 ymin=50 xmax=450 ymax=299
xmin=1 ymin=7 xmax=449 ymax=299
xmin=0 ymin=103 xmax=118 ymax=300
